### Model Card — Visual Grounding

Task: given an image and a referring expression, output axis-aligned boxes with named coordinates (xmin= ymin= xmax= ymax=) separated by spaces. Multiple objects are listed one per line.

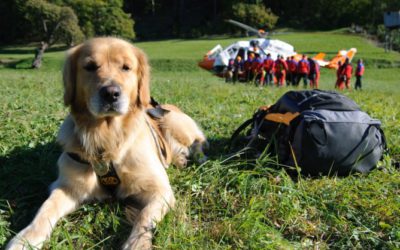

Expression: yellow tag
xmin=264 ymin=112 xmax=300 ymax=126
xmin=100 ymin=176 xmax=119 ymax=186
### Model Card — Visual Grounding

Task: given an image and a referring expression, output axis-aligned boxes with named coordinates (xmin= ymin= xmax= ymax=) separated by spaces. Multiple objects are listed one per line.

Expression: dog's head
xmin=63 ymin=37 xmax=150 ymax=117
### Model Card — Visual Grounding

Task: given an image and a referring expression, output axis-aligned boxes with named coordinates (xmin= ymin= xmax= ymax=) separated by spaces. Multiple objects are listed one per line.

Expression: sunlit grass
xmin=1 ymin=31 xmax=399 ymax=249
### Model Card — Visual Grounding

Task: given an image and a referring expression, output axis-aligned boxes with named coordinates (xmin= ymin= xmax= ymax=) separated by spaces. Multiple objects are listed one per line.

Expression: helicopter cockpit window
xmin=227 ymin=47 xmax=237 ymax=57
xmin=237 ymin=48 xmax=245 ymax=60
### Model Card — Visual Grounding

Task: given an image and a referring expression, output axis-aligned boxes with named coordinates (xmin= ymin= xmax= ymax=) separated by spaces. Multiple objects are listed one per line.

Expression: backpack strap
xmin=230 ymin=117 xmax=254 ymax=144
xmin=230 ymin=106 xmax=300 ymax=150
xmin=230 ymin=106 xmax=270 ymax=147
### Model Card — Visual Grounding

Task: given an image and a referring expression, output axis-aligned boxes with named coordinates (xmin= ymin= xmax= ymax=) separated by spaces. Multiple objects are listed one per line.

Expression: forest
xmin=0 ymin=0 xmax=399 ymax=43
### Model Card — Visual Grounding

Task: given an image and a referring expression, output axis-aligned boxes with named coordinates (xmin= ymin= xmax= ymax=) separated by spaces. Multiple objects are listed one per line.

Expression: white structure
xmin=210 ymin=38 xmax=297 ymax=69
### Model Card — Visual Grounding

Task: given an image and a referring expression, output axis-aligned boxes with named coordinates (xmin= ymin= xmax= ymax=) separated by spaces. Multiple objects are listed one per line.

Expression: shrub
xmin=232 ymin=3 xmax=278 ymax=31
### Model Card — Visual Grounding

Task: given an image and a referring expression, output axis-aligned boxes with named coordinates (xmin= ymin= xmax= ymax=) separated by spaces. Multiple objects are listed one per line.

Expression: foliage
xmin=0 ymin=31 xmax=400 ymax=249
xmin=1 ymin=0 xmax=400 ymax=43
xmin=376 ymin=24 xmax=400 ymax=52
xmin=267 ymin=0 xmax=400 ymax=30
xmin=232 ymin=3 xmax=278 ymax=30
xmin=61 ymin=0 xmax=135 ymax=39
xmin=21 ymin=0 xmax=84 ymax=46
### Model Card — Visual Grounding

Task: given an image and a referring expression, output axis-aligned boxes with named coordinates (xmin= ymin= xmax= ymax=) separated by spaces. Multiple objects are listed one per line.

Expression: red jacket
xmin=344 ymin=64 xmax=353 ymax=78
xmin=297 ymin=59 xmax=310 ymax=74
xmin=337 ymin=65 xmax=343 ymax=78
xmin=274 ymin=59 xmax=288 ymax=73
xmin=251 ymin=58 xmax=262 ymax=72
xmin=288 ymin=60 xmax=298 ymax=72
xmin=262 ymin=58 xmax=274 ymax=72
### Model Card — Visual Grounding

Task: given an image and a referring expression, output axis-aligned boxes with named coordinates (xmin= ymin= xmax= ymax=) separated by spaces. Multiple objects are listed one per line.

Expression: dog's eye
xmin=84 ymin=62 xmax=99 ymax=72
xmin=122 ymin=64 xmax=131 ymax=71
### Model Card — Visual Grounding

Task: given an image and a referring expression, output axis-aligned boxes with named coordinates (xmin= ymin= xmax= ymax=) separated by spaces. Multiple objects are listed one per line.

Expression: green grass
xmin=1 ymin=31 xmax=400 ymax=249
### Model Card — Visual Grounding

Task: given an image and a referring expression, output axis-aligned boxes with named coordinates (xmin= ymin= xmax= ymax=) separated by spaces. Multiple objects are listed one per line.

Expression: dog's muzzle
xmin=100 ymin=84 xmax=121 ymax=104
xmin=90 ymin=84 xmax=129 ymax=116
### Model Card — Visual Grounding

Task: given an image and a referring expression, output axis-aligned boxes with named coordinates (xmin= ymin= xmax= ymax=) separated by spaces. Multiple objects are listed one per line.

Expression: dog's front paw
xmin=5 ymin=239 xmax=25 ymax=250
xmin=6 ymin=227 xmax=45 ymax=250
xmin=122 ymin=230 xmax=152 ymax=250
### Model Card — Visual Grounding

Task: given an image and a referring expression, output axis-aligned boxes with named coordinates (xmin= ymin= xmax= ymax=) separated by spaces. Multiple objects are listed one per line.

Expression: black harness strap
xmin=67 ymin=152 xmax=120 ymax=194
xmin=67 ymin=152 xmax=89 ymax=165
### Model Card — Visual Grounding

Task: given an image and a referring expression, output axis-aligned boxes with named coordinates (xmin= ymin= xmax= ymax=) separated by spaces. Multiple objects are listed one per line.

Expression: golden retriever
xmin=7 ymin=37 xmax=207 ymax=250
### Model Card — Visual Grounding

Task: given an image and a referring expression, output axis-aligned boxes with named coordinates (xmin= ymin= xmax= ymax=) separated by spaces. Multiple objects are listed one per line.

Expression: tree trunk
xmin=32 ymin=41 xmax=48 ymax=69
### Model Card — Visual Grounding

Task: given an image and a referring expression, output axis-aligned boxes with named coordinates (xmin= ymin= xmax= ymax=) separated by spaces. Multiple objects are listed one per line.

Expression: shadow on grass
xmin=0 ymin=142 xmax=60 ymax=231
xmin=0 ymin=142 xmax=131 ymax=248
xmin=205 ymin=136 xmax=232 ymax=160
xmin=0 ymin=58 xmax=32 ymax=69
xmin=0 ymin=46 xmax=68 ymax=55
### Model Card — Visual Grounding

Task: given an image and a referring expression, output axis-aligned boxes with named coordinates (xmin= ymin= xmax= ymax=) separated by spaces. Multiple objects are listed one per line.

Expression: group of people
xmin=335 ymin=58 xmax=365 ymax=90
xmin=225 ymin=53 xmax=320 ymax=89
xmin=225 ymin=52 xmax=366 ymax=91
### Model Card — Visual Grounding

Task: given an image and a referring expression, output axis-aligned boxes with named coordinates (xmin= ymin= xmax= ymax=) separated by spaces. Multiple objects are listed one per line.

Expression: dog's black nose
xmin=100 ymin=85 xmax=121 ymax=103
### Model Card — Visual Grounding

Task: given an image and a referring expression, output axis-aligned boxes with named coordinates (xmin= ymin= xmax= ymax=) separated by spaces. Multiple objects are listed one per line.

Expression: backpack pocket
xmin=286 ymin=110 xmax=385 ymax=176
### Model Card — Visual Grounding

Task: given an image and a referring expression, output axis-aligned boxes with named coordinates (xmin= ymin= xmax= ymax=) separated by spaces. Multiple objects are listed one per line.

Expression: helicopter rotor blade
xmin=226 ymin=19 xmax=267 ymax=38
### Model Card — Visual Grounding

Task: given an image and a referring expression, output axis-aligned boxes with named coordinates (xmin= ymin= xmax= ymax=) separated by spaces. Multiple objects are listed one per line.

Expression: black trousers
xmin=355 ymin=76 xmax=362 ymax=90
xmin=297 ymin=73 xmax=308 ymax=87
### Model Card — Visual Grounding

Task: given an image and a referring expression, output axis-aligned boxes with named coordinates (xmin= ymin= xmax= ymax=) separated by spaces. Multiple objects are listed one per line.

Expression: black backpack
xmin=231 ymin=90 xmax=386 ymax=176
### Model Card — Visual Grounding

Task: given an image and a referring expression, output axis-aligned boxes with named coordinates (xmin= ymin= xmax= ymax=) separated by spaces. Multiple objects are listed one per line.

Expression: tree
xmin=21 ymin=0 xmax=84 ymax=68
xmin=62 ymin=0 xmax=135 ymax=39
xmin=232 ymin=3 xmax=278 ymax=33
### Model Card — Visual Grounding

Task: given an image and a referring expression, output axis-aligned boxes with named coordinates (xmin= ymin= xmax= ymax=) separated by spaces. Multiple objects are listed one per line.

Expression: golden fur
xmin=7 ymin=37 xmax=207 ymax=250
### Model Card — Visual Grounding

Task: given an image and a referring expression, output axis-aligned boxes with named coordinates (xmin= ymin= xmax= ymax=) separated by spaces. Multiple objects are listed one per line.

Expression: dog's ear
xmin=63 ymin=44 xmax=82 ymax=106
xmin=133 ymin=47 xmax=151 ymax=107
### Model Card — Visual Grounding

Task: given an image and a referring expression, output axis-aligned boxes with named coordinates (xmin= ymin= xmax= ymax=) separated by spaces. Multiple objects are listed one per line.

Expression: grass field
xmin=1 ymin=31 xmax=400 ymax=249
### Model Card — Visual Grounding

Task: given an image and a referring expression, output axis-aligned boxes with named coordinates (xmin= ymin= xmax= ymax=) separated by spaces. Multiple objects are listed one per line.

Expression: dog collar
xmin=67 ymin=152 xmax=121 ymax=193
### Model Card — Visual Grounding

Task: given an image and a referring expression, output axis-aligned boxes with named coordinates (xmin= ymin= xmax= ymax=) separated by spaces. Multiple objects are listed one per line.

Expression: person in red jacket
xmin=335 ymin=61 xmax=345 ymax=89
xmin=251 ymin=53 xmax=263 ymax=84
xmin=244 ymin=53 xmax=255 ymax=82
xmin=274 ymin=55 xmax=288 ymax=86
xmin=343 ymin=58 xmax=353 ymax=89
xmin=260 ymin=53 xmax=274 ymax=86
xmin=296 ymin=54 xmax=310 ymax=87
xmin=287 ymin=56 xmax=298 ymax=86
xmin=308 ymin=58 xmax=320 ymax=89
xmin=354 ymin=59 xmax=365 ymax=90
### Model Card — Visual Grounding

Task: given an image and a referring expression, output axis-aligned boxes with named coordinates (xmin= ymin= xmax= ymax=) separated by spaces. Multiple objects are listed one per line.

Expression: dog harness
xmin=67 ymin=152 xmax=121 ymax=194
xmin=66 ymin=100 xmax=170 ymax=194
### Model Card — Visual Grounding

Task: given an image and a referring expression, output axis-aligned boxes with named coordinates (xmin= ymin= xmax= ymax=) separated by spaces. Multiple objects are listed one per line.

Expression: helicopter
xmin=198 ymin=19 xmax=357 ymax=76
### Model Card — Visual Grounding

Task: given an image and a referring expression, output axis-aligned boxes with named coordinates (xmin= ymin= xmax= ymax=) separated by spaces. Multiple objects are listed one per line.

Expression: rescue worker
xmin=354 ymin=59 xmax=364 ymax=90
xmin=287 ymin=56 xmax=298 ymax=86
xmin=308 ymin=58 xmax=320 ymax=89
xmin=261 ymin=53 xmax=274 ymax=86
xmin=255 ymin=58 xmax=266 ymax=87
xmin=343 ymin=58 xmax=353 ymax=89
xmin=251 ymin=53 xmax=263 ymax=84
xmin=274 ymin=55 xmax=288 ymax=87
xmin=225 ymin=59 xmax=235 ymax=83
xmin=335 ymin=61 xmax=344 ymax=89
xmin=296 ymin=54 xmax=310 ymax=87
xmin=233 ymin=56 xmax=244 ymax=83
xmin=244 ymin=52 xmax=255 ymax=82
